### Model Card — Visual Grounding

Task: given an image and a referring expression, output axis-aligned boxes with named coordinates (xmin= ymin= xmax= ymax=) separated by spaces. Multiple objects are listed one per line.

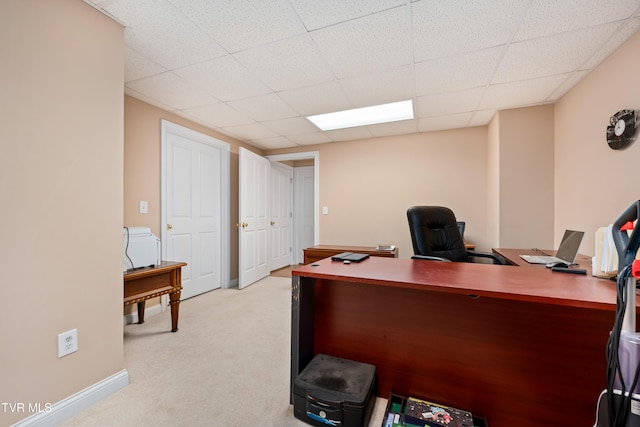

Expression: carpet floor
xmin=58 ymin=274 xmax=387 ymax=427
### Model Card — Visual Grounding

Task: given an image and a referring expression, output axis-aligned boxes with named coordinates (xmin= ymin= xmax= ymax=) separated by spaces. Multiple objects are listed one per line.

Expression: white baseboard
xmin=11 ymin=369 xmax=129 ymax=427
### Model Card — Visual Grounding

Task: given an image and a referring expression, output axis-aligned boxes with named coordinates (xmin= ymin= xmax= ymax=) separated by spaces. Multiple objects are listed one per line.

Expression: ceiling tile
xmin=289 ymin=0 xmax=406 ymax=31
xmin=339 ymin=66 xmax=414 ymax=107
xmin=262 ymin=117 xmax=320 ymax=135
xmin=250 ymin=136 xmax=297 ymax=150
xmin=312 ymin=7 xmax=412 ymax=79
xmin=87 ymin=0 xmax=640 ymax=149
xmin=582 ymin=17 xmax=640 ymax=69
xmin=469 ymin=110 xmax=497 ymax=127
xmin=125 ymin=72 xmax=218 ymax=110
xmin=418 ymin=113 xmax=474 ymax=132
xmin=220 ymin=122 xmax=278 ymax=141
xmin=234 ymin=35 xmax=334 ymax=92
xmin=169 ymin=0 xmax=306 ymax=53
xmin=514 ymin=0 xmax=640 ymax=41
xmin=227 ymin=94 xmax=298 ymax=122
xmin=104 ymin=0 xmax=226 ymax=69
xmin=182 ymin=103 xmax=255 ymax=128
xmin=415 ymin=47 xmax=504 ymax=96
xmin=546 ymin=71 xmax=589 ymax=101
xmin=412 ymin=0 xmax=530 ymax=62
xmin=367 ymin=119 xmax=418 ymax=137
xmin=124 ymin=87 xmax=174 ymax=112
xmin=325 ymin=126 xmax=374 ymax=142
xmin=479 ymin=75 xmax=568 ymax=110
xmin=287 ymin=132 xmax=333 ymax=146
xmin=124 ymin=46 xmax=166 ymax=83
xmin=416 ymin=88 xmax=485 ymax=118
xmin=278 ymin=81 xmax=353 ymax=116
xmin=174 ymin=55 xmax=272 ymax=102
xmin=493 ymin=23 xmax=623 ymax=84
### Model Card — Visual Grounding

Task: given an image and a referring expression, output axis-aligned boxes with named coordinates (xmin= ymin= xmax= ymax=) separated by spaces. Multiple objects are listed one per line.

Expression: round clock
xmin=607 ymin=109 xmax=638 ymax=150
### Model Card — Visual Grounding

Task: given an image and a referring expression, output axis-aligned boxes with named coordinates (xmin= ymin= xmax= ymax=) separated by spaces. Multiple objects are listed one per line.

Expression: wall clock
xmin=606 ymin=109 xmax=638 ymax=150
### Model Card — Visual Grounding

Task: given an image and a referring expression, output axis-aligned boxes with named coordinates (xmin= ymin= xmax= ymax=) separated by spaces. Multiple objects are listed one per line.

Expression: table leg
xmin=136 ymin=301 xmax=145 ymax=324
xmin=169 ymin=290 xmax=181 ymax=332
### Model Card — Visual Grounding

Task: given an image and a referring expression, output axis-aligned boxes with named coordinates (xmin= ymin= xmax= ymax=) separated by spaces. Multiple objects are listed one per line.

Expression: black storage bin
xmin=293 ymin=354 xmax=377 ymax=427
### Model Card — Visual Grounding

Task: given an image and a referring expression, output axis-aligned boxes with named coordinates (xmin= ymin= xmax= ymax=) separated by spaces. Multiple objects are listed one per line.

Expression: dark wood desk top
xmin=492 ymin=247 xmax=594 ymax=269
xmin=293 ymin=256 xmax=618 ymax=311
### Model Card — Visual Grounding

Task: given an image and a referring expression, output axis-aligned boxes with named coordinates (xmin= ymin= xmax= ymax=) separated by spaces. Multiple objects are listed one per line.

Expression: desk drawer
xmin=124 ymin=271 xmax=171 ymax=298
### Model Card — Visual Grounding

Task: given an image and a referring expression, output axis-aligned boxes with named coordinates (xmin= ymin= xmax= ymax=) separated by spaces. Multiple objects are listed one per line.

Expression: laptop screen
xmin=555 ymin=230 xmax=585 ymax=263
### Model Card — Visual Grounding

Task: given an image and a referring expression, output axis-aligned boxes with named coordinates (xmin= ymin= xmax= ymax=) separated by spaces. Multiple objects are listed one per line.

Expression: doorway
xmin=266 ymin=152 xmax=319 ymax=264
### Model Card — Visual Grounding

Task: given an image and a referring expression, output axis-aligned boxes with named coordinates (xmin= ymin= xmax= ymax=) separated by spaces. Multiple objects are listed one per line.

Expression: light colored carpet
xmin=58 ymin=275 xmax=387 ymax=427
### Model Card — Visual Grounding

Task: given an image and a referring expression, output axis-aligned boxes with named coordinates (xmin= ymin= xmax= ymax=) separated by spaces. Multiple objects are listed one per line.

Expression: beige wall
xmin=495 ymin=105 xmax=555 ymax=248
xmin=123 ymin=96 xmax=259 ymax=283
xmin=267 ymin=127 xmax=489 ymax=258
xmin=555 ymin=30 xmax=640 ymax=256
xmin=0 ymin=1 xmax=124 ymax=425
xmin=486 ymin=112 xmax=501 ymax=246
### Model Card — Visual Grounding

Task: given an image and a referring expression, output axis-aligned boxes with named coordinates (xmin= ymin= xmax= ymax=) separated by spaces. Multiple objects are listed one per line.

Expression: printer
xmin=123 ymin=227 xmax=161 ymax=272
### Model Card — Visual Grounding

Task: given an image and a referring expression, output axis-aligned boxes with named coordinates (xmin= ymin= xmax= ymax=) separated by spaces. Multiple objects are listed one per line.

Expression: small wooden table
xmin=303 ymin=244 xmax=398 ymax=264
xmin=123 ymin=261 xmax=187 ymax=332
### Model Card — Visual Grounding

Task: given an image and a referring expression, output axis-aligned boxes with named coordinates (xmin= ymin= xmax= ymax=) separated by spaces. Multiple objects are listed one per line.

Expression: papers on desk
xmin=594 ymin=225 xmax=618 ymax=278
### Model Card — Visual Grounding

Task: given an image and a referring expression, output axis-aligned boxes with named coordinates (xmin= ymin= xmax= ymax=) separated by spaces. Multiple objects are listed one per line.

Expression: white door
xmin=239 ymin=147 xmax=270 ymax=289
xmin=270 ymin=163 xmax=293 ymax=271
xmin=294 ymin=166 xmax=316 ymax=264
xmin=162 ymin=121 xmax=230 ymax=299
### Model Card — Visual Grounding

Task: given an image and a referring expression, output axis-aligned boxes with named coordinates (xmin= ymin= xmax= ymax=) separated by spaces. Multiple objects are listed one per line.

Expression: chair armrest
xmin=467 ymin=250 xmax=508 ymax=265
xmin=411 ymin=255 xmax=452 ymax=262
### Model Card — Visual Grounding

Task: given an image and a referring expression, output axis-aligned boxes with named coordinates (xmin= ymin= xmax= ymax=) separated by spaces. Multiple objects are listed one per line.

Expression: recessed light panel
xmin=307 ymin=100 xmax=414 ymax=131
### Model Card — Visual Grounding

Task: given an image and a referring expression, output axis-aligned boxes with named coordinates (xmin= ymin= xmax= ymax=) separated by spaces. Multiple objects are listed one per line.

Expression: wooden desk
xmin=124 ymin=261 xmax=186 ymax=332
xmin=303 ymin=244 xmax=398 ymax=264
xmin=291 ymin=256 xmax=628 ymax=427
xmin=493 ymin=247 xmax=594 ymax=270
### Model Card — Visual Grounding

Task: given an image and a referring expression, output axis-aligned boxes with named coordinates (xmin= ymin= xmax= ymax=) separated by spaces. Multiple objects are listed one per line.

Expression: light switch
xmin=322 ymin=206 xmax=328 ymax=215
xmin=139 ymin=201 xmax=148 ymax=214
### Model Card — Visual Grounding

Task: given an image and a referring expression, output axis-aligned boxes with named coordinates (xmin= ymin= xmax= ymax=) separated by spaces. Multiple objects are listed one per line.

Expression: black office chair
xmin=407 ymin=206 xmax=506 ymax=264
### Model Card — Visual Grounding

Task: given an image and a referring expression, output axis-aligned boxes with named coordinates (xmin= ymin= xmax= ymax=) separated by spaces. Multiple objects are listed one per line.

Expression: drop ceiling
xmin=87 ymin=0 xmax=640 ymax=150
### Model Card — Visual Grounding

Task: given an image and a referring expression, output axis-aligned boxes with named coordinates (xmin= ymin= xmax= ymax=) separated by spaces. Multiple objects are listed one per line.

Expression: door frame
xmin=160 ymin=120 xmax=231 ymax=290
xmin=265 ymin=151 xmax=319 ymax=248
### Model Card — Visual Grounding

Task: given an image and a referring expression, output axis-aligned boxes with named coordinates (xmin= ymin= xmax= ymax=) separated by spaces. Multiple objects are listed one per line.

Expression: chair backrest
xmin=407 ymin=206 xmax=468 ymax=262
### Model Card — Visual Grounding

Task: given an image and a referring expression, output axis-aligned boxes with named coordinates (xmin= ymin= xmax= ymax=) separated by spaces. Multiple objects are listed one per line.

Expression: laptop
xmin=330 ymin=252 xmax=370 ymax=262
xmin=519 ymin=230 xmax=585 ymax=265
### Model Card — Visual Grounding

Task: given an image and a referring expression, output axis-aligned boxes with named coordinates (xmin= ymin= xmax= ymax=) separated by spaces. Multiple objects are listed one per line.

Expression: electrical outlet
xmin=58 ymin=328 xmax=78 ymax=358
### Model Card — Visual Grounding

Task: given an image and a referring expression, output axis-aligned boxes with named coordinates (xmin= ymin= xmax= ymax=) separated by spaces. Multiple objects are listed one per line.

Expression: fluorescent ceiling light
xmin=307 ymin=100 xmax=414 ymax=131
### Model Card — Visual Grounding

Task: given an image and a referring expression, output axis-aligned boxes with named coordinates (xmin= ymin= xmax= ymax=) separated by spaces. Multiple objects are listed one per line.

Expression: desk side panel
xmin=311 ymin=278 xmax=616 ymax=427
xmin=290 ymin=275 xmax=315 ymax=402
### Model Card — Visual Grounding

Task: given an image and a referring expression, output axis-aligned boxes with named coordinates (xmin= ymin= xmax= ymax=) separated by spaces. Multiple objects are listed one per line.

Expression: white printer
xmin=123 ymin=227 xmax=161 ymax=271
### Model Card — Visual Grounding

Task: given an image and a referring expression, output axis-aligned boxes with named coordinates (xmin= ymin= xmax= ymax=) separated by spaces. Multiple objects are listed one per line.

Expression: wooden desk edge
xmin=292 ymin=257 xmax=620 ymax=312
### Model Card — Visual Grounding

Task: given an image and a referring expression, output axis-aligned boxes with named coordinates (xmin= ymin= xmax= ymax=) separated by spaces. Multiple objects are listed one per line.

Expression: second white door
xmin=239 ymin=147 xmax=270 ymax=289
xmin=270 ymin=163 xmax=293 ymax=271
